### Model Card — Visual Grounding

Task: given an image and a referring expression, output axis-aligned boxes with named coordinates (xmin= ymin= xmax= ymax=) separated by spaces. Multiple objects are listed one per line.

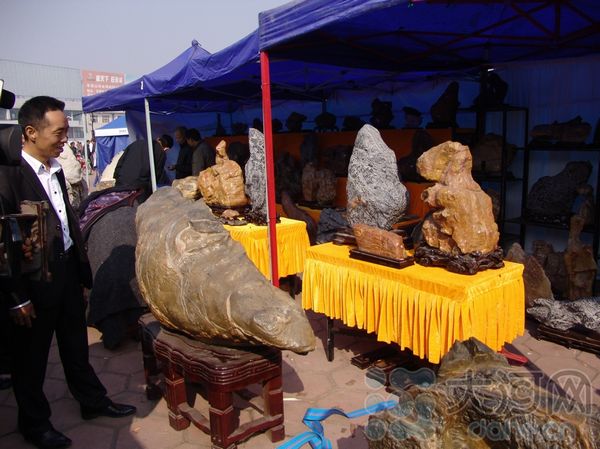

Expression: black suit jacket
xmin=0 ymin=160 xmax=92 ymax=308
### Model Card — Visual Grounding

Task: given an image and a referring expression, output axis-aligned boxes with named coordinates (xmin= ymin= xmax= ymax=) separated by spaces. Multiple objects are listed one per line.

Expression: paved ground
xmin=1 ymin=306 xmax=599 ymax=449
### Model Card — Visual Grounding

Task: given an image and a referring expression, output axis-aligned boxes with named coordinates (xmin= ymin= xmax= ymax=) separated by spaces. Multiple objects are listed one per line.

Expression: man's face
xmin=175 ymin=130 xmax=185 ymax=145
xmin=25 ymin=110 xmax=69 ymax=162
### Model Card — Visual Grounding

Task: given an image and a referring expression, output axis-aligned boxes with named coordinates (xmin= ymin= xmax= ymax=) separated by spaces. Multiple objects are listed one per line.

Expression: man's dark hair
xmin=185 ymin=128 xmax=201 ymax=141
xmin=159 ymin=134 xmax=173 ymax=148
xmin=175 ymin=126 xmax=187 ymax=135
xmin=18 ymin=96 xmax=65 ymax=138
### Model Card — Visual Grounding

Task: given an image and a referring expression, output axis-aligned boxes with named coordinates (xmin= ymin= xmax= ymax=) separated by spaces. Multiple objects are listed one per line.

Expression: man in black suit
xmin=170 ymin=125 xmax=193 ymax=179
xmin=0 ymin=96 xmax=136 ymax=449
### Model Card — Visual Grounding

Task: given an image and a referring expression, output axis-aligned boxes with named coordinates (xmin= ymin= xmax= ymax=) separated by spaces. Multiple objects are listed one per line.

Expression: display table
xmin=224 ymin=217 xmax=310 ymax=280
xmin=302 ymin=243 xmax=525 ymax=363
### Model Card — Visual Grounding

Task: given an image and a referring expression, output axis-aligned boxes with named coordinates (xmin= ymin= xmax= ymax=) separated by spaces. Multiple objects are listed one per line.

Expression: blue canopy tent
xmin=83 ymin=40 xmax=212 ymax=113
xmin=83 ymin=0 xmax=600 ymax=283
xmin=259 ymin=0 xmax=600 ymax=70
xmin=94 ymin=115 xmax=130 ymax=176
xmin=256 ymin=0 xmax=600 ymax=281
xmin=83 ymin=31 xmax=402 ymax=117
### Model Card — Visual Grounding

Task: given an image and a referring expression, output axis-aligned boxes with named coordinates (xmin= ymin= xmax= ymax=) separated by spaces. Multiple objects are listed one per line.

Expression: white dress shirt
xmin=22 ymin=150 xmax=74 ymax=251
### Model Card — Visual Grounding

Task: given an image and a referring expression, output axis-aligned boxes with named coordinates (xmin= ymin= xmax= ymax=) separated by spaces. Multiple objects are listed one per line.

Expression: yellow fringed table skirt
xmin=224 ymin=217 xmax=310 ymax=279
xmin=303 ymin=243 xmax=525 ymax=363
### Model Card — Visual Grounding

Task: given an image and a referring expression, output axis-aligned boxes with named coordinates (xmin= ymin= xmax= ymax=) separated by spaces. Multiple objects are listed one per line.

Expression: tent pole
xmin=260 ymin=50 xmax=279 ymax=287
xmin=82 ymin=112 xmax=91 ymax=189
xmin=144 ymin=98 xmax=158 ymax=192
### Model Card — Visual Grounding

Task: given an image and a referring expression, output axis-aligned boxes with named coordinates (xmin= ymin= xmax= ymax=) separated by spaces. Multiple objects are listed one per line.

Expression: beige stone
xmin=172 ymin=176 xmax=201 ymax=199
xmin=197 ymin=140 xmax=248 ymax=207
xmin=417 ymin=141 xmax=499 ymax=254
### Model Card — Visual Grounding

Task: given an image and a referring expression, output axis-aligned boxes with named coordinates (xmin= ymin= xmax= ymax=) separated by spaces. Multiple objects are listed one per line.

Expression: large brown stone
xmin=367 ymin=338 xmax=600 ymax=449
xmin=416 ymin=141 xmax=499 ymax=254
xmin=197 ymin=140 xmax=248 ymax=207
xmin=135 ymin=187 xmax=315 ymax=354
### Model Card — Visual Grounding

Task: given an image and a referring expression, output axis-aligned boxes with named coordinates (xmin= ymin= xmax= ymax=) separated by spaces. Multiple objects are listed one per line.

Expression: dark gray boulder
xmin=526 ymin=161 xmax=592 ymax=224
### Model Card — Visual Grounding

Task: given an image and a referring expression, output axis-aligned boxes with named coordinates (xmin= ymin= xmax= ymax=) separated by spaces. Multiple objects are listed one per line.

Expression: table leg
xmin=164 ymin=365 xmax=190 ymax=430
xmin=208 ymin=390 xmax=235 ymax=449
xmin=263 ymin=373 xmax=285 ymax=442
xmin=327 ymin=317 xmax=334 ymax=362
xmin=140 ymin=330 xmax=162 ymax=400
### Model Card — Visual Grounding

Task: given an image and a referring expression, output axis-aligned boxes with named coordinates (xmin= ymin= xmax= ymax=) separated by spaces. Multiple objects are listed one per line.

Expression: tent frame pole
xmin=82 ymin=113 xmax=91 ymax=189
xmin=260 ymin=50 xmax=279 ymax=287
xmin=144 ymin=98 xmax=158 ymax=192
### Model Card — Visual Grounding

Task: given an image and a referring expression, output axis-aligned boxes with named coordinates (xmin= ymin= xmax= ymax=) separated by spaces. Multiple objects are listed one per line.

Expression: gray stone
xmin=135 ymin=187 xmax=316 ymax=354
xmin=528 ymin=296 xmax=600 ymax=333
xmin=347 ymin=124 xmax=408 ymax=230
xmin=244 ymin=128 xmax=267 ymax=216
xmin=316 ymin=208 xmax=348 ymax=244
xmin=505 ymin=242 xmax=554 ymax=308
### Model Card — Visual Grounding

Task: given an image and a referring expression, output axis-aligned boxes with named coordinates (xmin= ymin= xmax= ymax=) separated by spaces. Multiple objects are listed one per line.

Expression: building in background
xmin=0 ymin=60 xmax=126 ymax=142
xmin=81 ymin=69 xmax=126 ymax=137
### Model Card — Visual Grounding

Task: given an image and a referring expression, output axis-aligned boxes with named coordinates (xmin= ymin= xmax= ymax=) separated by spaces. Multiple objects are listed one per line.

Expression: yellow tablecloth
xmin=303 ymin=243 xmax=525 ymax=363
xmin=224 ymin=217 xmax=310 ymax=280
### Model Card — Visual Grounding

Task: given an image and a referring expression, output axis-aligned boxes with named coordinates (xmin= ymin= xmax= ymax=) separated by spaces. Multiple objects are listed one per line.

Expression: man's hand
xmin=9 ymin=301 xmax=36 ymax=328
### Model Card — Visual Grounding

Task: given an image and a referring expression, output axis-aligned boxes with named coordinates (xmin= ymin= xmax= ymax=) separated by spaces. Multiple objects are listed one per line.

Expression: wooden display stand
xmin=139 ymin=313 xmax=284 ymax=449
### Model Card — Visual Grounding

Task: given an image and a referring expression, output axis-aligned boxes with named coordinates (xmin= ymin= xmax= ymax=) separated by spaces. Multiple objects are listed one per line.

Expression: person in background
xmin=190 ymin=128 xmax=216 ymax=176
xmin=169 ymin=126 xmax=192 ymax=179
xmin=0 ymin=96 xmax=136 ymax=449
xmin=113 ymin=138 xmax=165 ymax=199
xmin=157 ymin=133 xmax=174 ymax=185
xmin=57 ymin=142 xmax=87 ymax=212
xmin=162 ymin=131 xmax=179 ymax=184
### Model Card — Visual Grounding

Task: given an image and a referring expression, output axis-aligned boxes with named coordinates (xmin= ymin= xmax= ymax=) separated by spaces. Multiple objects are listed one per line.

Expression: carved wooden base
xmin=138 ymin=313 xmax=284 ymax=449
xmin=415 ymin=244 xmax=504 ymax=274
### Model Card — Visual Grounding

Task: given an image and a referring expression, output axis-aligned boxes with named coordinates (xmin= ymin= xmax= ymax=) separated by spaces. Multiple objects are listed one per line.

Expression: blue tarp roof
xmin=82 ymin=31 xmax=402 ymax=113
xmin=83 ymin=40 xmax=212 ymax=113
xmin=259 ymin=0 xmax=600 ymax=71
xmin=84 ymin=1 xmax=600 ymax=115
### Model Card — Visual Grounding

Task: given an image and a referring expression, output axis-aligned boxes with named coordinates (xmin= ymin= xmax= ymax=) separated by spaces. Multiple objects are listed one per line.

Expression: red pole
xmin=260 ymin=50 xmax=279 ymax=287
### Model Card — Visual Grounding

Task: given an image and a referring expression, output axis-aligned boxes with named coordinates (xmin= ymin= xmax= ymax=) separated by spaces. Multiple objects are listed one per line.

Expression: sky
xmin=1 ymin=0 xmax=290 ymax=78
